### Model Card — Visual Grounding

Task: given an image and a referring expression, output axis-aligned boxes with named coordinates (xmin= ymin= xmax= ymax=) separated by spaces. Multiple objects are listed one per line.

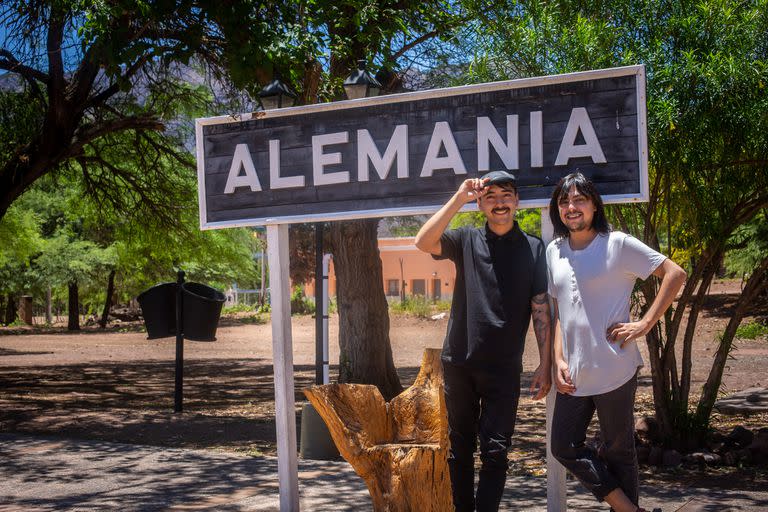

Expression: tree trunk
xmin=680 ymin=257 xmax=720 ymax=405
xmin=260 ymin=247 xmax=266 ymax=307
xmin=68 ymin=281 xmax=80 ymax=331
xmin=304 ymin=349 xmax=451 ymax=512
xmin=330 ymin=219 xmax=402 ymax=401
xmin=4 ymin=294 xmax=17 ymax=325
xmin=45 ymin=286 xmax=53 ymax=324
xmin=696 ymin=254 xmax=768 ymax=425
xmin=99 ymin=269 xmax=116 ymax=328
xmin=399 ymin=258 xmax=406 ymax=303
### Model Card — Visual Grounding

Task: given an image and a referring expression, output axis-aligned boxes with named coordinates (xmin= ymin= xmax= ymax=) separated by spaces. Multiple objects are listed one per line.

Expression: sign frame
xmin=195 ymin=65 xmax=648 ymax=229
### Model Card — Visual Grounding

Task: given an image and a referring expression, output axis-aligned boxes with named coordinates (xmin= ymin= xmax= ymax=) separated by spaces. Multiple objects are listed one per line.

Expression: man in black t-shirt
xmin=415 ymin=171 xmax=551 ymax=512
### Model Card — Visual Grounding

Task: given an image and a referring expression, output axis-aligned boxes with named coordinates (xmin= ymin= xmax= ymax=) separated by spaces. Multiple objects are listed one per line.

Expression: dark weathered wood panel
xmin=198 ymin=70 xmax=645 ymax=225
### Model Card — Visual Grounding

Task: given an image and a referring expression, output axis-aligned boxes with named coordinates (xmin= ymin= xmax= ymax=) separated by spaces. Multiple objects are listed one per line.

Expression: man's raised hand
xmin=457 ymin=178 xmax=488 ymax=204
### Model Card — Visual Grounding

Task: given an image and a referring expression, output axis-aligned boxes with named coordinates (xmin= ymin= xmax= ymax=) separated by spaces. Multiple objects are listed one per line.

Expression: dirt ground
xmin=1 ymin=279 xmax=766 ymax=489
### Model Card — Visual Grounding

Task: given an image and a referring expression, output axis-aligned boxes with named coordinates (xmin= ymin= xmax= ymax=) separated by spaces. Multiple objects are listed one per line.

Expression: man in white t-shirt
xmin=546 ymin=172 xmax=686 ymax=512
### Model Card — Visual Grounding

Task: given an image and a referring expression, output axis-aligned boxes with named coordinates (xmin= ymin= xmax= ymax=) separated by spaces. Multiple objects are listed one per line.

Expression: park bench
xmin=304 ymin=348 xmax=452 ymax=511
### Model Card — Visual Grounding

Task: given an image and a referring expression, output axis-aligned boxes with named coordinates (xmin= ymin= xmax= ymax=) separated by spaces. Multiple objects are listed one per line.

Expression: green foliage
xmin=290 ymin=286 xmax=315 ymax=315
xmin=390 ymin=296 xmax=434 ymax=318
xmin=450 ymin=211 xmax=484 ymax=229
xmin=0 ymin=203 xmax=42 ymax=269
xmin=0 ymin=160 xmax=261 ymax=317
xmin=516 ymin=209 xmax=541 ymax=237
xmin=222 ymin=303 xmax=257 ymax=314
xmin=725 ymin=211 xmax=768 ymax=278
xmin=449 ymin=208 xmax=541 ymax=237
xmin=237 ymin=313 xmax=267 ymax=325
xmin=735 ymin=321 xmax=768 ymax=341
xmin=33 ymin=235 xmax=115 ymax=288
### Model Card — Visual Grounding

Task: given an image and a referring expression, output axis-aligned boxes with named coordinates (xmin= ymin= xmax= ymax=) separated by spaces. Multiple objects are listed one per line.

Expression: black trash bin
xmin=181 ymin=282 xmax=225 ymax=341
xmin=137 ymin=282 xmax=177 ymax=339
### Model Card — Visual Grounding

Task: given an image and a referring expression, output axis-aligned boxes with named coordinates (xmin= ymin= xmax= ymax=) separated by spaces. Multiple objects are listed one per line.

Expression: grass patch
xmin=222 ymin=303 xmax=257 ymax=314
xmin=736 ymin=321 xmax=768 ymax=340
xmin=390 ymin=296 xmax=450 ymax=318
xmin=238 ymin=314 xmax=266 ymax=324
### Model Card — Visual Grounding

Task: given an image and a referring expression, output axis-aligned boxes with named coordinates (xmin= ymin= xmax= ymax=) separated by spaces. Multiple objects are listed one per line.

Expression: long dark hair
xmin=548 ymin=172 xmax=610 ymax=239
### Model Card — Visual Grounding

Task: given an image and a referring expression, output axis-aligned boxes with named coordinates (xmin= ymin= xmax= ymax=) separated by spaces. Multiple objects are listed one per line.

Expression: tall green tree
xmin=464 ymin=0 xmax=768 ymax=444
xmin=0 ymin=0 xmax=299 ymax=222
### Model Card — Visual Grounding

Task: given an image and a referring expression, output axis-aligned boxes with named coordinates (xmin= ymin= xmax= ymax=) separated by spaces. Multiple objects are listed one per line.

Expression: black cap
xmin=480 ymin=170 xmax=517 ymax=187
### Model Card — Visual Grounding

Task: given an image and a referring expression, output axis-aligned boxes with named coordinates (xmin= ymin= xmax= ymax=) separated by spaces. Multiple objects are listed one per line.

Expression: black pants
xmin=442 ymin=361 xmax=521 ymax=512
xmin=551 ymin=373 xmax=639 ymax=505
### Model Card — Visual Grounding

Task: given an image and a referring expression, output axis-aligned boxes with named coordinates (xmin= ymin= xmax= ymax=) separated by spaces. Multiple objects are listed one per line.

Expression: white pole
xmin=266 ymin=224 xmax=300 ymax=511
xmin=541 ymin=207 xmax=567 ymax=512
xmin=322 ymin=254 xmax=331 ymax=384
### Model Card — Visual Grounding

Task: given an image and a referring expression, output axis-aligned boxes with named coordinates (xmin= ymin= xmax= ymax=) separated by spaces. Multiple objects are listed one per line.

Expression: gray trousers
xmin=551 ymin=373 xmax=639 ymax=504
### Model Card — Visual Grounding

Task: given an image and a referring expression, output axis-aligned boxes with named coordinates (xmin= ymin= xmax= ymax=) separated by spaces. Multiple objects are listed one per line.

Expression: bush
xmin=390 ymin=295 xmax=433 ymax=318
xmin=290 ymin=286 xmax=315 ymax=315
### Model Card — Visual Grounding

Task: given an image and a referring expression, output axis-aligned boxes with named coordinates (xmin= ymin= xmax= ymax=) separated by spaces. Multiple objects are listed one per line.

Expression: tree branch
xmin=84 ymin=55 xmax=150 ymax=109
xmin=69 ymin=116 xmax=165 ymax=158
xmin=0 ymin=49 xmax=50 ymax=83
xmin=46 ymin=8 xmax=66 ymax=100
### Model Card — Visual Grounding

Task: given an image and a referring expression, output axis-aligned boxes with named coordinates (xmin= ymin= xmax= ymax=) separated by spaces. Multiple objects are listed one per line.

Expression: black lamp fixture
xmin=258 ymin=72 xmax=297 ymax=110
xmin=343 ymin=59 xmax=382 ymax=100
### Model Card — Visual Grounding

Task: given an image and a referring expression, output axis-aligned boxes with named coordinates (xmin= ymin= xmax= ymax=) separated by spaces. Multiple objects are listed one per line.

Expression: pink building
xmin=305 ymin=237 xmax=456 ymax=300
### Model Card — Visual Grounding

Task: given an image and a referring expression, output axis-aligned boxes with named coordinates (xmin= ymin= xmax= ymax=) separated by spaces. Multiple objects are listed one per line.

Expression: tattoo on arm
xmin=531 ymin=293 xmax=551 ymax=353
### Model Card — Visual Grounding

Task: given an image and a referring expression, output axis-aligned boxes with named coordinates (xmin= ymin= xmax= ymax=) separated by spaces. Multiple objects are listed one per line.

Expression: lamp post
xmin=315 ymin=58 xmax=383 ymax=385
xmin=343 ymin=59 xmax=382 ymax=100
xmin=258 ymin=73 xmax=297 ymax=110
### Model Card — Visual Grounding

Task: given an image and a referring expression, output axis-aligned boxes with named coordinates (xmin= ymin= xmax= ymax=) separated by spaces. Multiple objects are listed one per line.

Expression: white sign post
xmin=266 ymin=224 xmax=300 ymax=510
xmin=540 ymin=208 xmax=567 ymax=511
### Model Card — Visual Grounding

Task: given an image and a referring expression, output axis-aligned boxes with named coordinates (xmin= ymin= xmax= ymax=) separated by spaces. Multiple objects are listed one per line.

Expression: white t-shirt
xmin=546 ymin=231 xmax=667 ymax=396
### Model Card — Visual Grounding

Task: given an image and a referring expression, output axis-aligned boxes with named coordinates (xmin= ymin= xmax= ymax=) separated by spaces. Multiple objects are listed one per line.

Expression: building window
xmin=411 ymin=279 xmax=426 ymax=296
xmin=386 ymin=279 xmax=400 ymax=296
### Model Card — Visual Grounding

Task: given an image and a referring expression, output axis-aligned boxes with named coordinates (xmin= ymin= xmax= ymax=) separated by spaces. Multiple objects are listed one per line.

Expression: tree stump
xmin=304 ymin=348 xmax=452 ymax=512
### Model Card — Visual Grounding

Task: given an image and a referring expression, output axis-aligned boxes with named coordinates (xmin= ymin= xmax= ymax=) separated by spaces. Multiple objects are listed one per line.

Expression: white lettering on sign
xmin=269 ymin=139 xmax=305 ymax=189
xmin=224 ymin=143 xmax=262 ymax=193
xmin=420 ymin=121 xmax=467 ymax=177
xmin=220 ymin=107 xmax=609 ymax=195
xmin=555 ymin=107 xmax=607 ymax=165
xmin=530 ymin=110 xmax=543 ymax=168
xmin=477 ymin=115 xmax=519 ymax=171
xmin=358 ymin=125 xmax=409 ymax=181
xmin=313 ymin=132 xmax=350 ymax=185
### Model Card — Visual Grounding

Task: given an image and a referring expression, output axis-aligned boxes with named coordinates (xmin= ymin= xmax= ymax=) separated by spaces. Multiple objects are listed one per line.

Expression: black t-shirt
xmin=434 ymin=222 xmax=547 ymax=370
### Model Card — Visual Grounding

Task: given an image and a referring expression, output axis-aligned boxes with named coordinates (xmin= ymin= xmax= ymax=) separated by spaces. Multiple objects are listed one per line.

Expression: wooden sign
xmin=195 ymin=65 xmax=647 ymax=228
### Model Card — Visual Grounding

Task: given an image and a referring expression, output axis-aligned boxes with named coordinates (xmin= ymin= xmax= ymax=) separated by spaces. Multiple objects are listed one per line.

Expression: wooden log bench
xmin=304 ymin=348 xmax=452 ymax=511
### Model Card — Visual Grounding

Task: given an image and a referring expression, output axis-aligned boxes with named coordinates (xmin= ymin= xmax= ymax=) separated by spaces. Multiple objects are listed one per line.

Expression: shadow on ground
xmin=0 ymin=359 xmax=432 ymax=455
xmin=0 ymin=433 xmax=370 ymax=511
